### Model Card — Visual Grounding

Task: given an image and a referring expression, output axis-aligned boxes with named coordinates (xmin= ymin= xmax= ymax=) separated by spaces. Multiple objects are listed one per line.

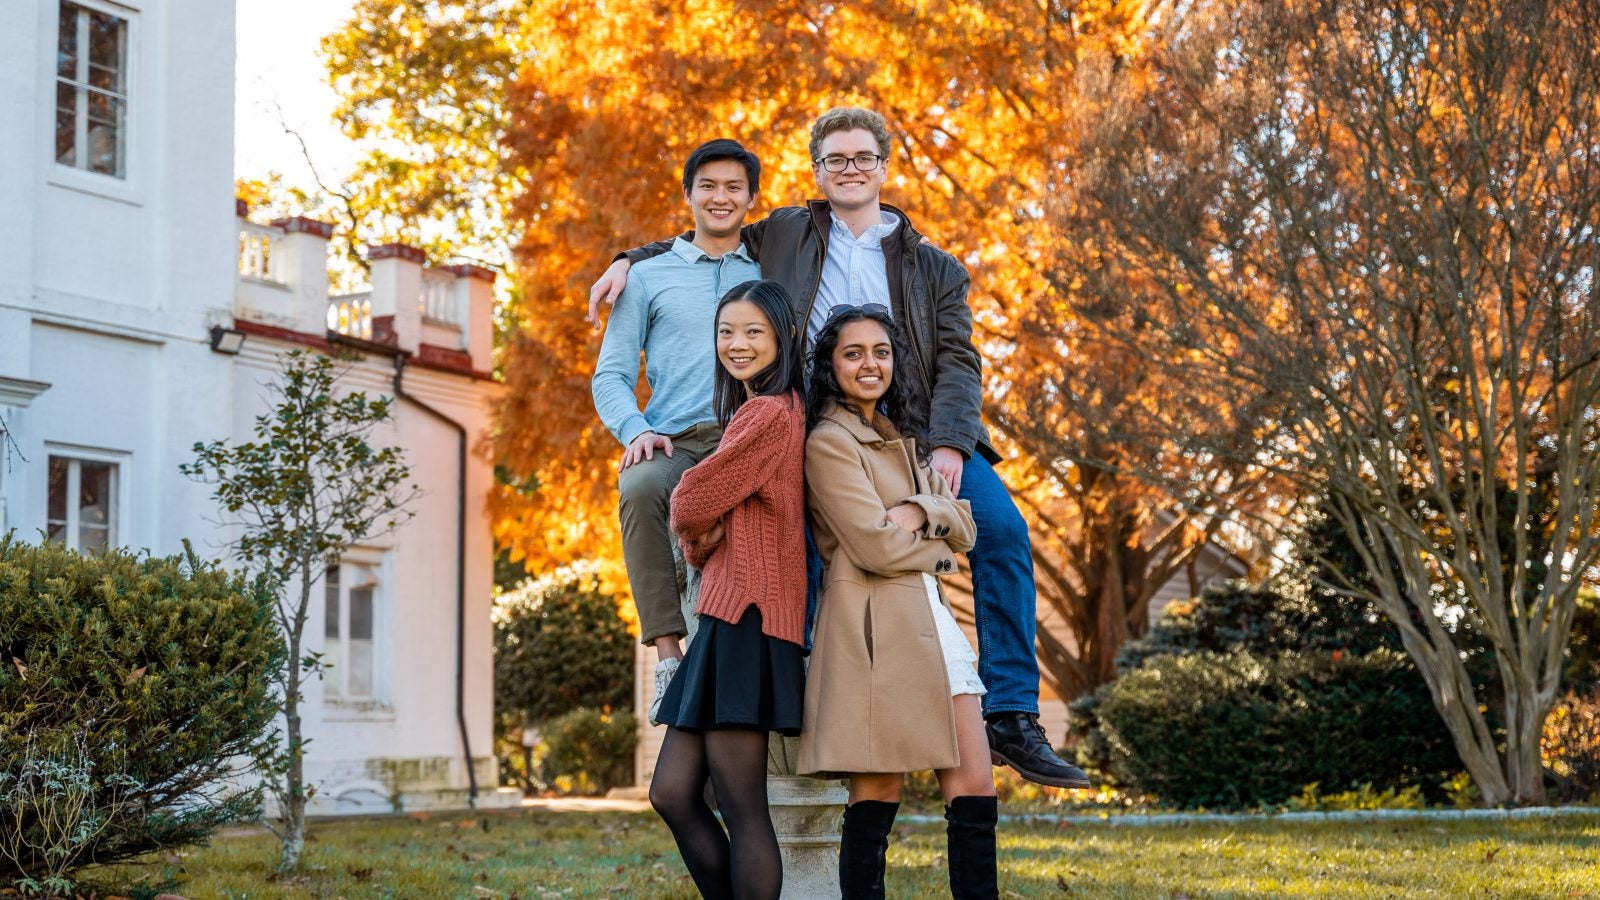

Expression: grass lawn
xmin=86 ymin=807 xmax=1600 ymax=898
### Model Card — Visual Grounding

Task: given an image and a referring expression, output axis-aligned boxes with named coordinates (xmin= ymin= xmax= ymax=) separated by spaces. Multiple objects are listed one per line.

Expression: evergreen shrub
xmin=537 ymin=707 xmax=637 ymax=795
xmin=494 ymin=577 xmax=631 ymax=726
xmin=0 ymin=536 xmax=283 ymax=889
xmin=1091 ymin=649 xmax=1458 ymax=809
xmin=493 ymin=575 xmax=632 ymax=793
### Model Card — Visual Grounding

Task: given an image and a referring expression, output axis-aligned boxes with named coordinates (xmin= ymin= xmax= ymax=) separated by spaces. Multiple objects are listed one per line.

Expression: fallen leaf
xmin=11 ymin=658 xmax=25 ymax=679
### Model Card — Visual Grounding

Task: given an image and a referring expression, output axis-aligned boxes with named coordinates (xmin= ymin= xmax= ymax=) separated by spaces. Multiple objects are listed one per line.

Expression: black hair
xmin=806 ymin=305 xmax=929 ymax=460
xmin=682 ymin=138 xmax=762 ymax=197
xmin=712 ymin=279 xmax=804 ymax=427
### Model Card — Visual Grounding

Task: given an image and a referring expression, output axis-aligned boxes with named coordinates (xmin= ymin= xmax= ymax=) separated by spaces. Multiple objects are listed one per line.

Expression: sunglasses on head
xmin=830 ymin=303 xmax=891 ymax=317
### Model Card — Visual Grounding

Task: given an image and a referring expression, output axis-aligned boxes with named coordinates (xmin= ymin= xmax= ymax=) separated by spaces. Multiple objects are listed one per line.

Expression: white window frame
xmin=47 ymin=0 xmax=142 ymax=206
xmin=321 ymin=548 xmax=393 ymax=713
xmin=44 ymin=445 xmax=127 ymax=552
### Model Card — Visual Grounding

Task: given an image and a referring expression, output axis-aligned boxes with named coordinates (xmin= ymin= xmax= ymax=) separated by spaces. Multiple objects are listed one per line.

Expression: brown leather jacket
xmin=623 ymin=200 xmax=997 ymax=462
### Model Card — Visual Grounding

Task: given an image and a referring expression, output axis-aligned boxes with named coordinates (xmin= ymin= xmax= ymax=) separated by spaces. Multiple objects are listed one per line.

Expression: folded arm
xmin=805 ymin=425 xmax=971 ymax=576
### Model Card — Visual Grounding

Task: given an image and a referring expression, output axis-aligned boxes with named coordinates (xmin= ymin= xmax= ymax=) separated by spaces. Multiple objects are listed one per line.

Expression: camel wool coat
xmin=797 ymin=405 xmax=977 ymax=776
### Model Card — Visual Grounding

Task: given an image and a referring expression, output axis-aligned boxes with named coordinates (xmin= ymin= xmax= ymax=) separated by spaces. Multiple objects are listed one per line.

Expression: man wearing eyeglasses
xmin=589 ymin=108 xmax=1091 ymax=791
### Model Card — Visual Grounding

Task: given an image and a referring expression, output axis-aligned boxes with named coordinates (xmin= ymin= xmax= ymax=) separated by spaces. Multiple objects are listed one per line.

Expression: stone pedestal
xmin=767 ymin=773 xmax=848 ymax=899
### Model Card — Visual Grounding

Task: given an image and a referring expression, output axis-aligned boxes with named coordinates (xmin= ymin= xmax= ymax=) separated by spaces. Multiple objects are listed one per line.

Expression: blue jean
xmin=959 ymin=454 xmax=1040 ymax=717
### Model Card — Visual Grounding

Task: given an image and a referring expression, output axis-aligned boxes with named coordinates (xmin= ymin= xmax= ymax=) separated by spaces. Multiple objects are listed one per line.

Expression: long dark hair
xmin=806 ymin=305 xmax=928 ymax=457
xmin=712 ymin=279 xmax=804 ymax=426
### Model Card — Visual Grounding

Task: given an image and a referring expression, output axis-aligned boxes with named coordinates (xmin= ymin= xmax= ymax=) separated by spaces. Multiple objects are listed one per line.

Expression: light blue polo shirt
xmin=592 ymin=238 xmax=761 ymax=445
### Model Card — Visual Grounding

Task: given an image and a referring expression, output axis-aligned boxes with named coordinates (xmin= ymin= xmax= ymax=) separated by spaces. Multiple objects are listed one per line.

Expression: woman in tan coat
xmin=798 ymin=304 xmax=997 ymax=899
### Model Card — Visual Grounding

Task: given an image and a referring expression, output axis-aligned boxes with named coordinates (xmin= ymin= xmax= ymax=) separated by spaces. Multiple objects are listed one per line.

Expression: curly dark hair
xmin=806 ymin=304 xmax=928 ymax=459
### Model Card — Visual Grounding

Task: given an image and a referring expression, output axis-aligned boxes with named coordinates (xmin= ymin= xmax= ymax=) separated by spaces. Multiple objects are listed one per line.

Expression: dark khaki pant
xmin=618 ymin=422 xmax=721 ymax=644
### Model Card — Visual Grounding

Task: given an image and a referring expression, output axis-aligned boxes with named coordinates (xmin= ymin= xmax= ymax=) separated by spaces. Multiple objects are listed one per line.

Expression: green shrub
xmin=1564 ymin=591 xmax=1599 ymax=695
xmin=1285 ymin=782 xmax=1426 ymax=811
xmin=494 ymin=576 xmax=631 ymax=726
xmin=0 ymin=536 xmax=284 ymax=891
xmin=1115 ymin=579 xmax=1400 ymax=674
xmin=1092 ymin=650 xmax=1458 ymax=809
xmin=1543 ymin=690 xmax=1600 ymax=801
xmin=537 ymin=707 xmax=637 ymax=795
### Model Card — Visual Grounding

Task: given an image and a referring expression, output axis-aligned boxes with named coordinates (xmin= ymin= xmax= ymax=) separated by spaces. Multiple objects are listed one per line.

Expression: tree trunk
xmin=276 ymin=572 xmax=313 ymax=874
xmin=1502 ymin=673 xmax=1554 ymax=805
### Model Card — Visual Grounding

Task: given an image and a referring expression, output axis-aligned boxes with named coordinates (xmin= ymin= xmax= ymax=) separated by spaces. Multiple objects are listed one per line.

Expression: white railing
xmin=327 ymin=293 xmax=373 ymax=340
xmin=419 ymin=272 xmax=462 ymax=328
xmin=238 ymin=221 xmax=283 ymax=283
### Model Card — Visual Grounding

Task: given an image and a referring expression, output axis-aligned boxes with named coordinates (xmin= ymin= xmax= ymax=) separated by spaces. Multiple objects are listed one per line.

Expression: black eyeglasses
xmin=813 ymin=154 xmax=883 ymax=173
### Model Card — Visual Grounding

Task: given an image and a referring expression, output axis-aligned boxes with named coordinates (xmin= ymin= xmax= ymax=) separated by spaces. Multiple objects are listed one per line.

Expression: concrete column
xmin=271 ymin=216 xmax=335 ymax=335
xmin=444 ymin=263 xmax=496 ymax=373
xmin=370 ymin=243 xmax=426 ymax=353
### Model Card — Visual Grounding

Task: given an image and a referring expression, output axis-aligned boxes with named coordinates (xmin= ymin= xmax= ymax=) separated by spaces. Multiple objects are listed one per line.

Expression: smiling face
xmin=813 ymin=128 xmax=887 ymax=214
xmin=832 ymin=318 xmax=894 ymax=416
xmin=686 ymin=158 xmax=756 ymax=242
xmin=716 ymin=299 xmax=778 ymax=388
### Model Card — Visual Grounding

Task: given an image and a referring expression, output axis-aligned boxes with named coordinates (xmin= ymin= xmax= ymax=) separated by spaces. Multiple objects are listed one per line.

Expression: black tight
xmin=650 ymin=726 xmax=781 ymax=899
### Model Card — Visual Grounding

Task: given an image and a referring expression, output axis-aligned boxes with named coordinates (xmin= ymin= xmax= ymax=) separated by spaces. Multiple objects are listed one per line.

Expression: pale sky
xmin=234 ymin=0 xmax=359 ymax=187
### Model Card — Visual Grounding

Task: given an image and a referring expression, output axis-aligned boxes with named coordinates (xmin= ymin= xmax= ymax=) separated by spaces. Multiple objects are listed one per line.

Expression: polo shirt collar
xmin=672 ymin=236 xmax=754 ymax=264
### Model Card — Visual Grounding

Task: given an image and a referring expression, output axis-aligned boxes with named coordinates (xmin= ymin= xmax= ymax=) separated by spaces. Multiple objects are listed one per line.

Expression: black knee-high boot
xmin=839 ymin=799 xmax=898 ymax=899
xmin=945 ymin=795 xmax=998 ymax=900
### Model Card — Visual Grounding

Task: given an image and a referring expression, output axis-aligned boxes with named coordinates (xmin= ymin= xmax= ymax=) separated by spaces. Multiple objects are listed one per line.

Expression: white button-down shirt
xmin=808 ymin=210 xmax=902 ymax=347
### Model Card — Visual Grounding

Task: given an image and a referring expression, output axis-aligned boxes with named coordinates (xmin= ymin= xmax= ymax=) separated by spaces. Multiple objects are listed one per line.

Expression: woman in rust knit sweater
xmin=652 ymin=279 xmax=808 ymax=900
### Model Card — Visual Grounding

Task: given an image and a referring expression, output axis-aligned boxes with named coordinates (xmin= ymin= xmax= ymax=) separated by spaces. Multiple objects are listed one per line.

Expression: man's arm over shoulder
xmin=921 ymin=246 xmax=987 ymax=458
xmin=591 ymin=270 xmax=655 ymax=445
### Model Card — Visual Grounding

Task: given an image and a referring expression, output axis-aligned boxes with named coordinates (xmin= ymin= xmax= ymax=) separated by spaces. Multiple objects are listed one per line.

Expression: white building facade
xmin=0 ymin=0 xmax=513 ymax=814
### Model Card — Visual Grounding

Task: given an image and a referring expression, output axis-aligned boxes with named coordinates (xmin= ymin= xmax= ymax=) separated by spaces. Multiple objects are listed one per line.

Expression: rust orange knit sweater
xmin=670 ymin=391 xmax=807 ymax=646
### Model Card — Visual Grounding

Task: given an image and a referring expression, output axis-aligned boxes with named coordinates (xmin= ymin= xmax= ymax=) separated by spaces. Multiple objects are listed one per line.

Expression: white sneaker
xmin=648 ymin=657 xmax=681 ymax=726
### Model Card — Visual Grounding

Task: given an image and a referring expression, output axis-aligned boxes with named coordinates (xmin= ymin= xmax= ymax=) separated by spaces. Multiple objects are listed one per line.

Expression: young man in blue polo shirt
xmin=591 ymin=139 xmax=762 ymax=723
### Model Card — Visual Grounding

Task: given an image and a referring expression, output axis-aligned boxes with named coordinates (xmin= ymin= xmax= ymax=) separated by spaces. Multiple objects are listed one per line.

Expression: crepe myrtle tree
xmin=182 ymin=350 xmax=419 ymax=872
xmin=1066 ymin=0 xmax=1600 ymax=803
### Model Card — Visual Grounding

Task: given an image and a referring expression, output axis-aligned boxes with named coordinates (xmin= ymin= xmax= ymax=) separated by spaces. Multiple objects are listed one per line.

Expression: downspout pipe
xmin=391 ymin=353 xmax=478 ymax=807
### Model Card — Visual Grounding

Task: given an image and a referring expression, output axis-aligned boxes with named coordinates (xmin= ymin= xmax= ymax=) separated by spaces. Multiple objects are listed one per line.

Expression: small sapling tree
xmin=182 ymin=350 xmax=419 ymax=872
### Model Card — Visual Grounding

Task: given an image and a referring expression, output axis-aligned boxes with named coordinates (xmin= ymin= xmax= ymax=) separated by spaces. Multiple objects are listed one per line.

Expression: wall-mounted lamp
xmin=209 ymin=325 xmax=246 ymax=355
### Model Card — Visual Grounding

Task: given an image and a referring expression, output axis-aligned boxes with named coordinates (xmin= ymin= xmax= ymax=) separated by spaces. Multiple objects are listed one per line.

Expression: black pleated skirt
xmin=657 ymin=605 xmax=805 ymax=737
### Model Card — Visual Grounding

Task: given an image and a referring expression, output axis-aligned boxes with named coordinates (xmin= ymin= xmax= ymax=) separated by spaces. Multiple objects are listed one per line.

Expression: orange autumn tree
xmin=325 ymin=0 xmax=1273 ymax=683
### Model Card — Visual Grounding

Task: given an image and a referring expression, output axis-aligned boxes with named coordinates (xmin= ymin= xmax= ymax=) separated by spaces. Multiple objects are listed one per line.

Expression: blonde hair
xmin=808 ymin=107 xmax=891 ymax=162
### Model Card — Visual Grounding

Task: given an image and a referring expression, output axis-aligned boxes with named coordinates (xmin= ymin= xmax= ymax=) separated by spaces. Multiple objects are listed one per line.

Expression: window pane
xmin=78 ymin=523 xmax=109 ymax=553
xmin=47 ymin=457 xmax=68 ymax=523
xmin=349 ymin=586 xmax=373 ymax=640
xmin=77 ymin=461 xmax=112 ymax=526
xmin=88 ymin=62 xmax=118 ymax=92
xmin=348 ymin=637 xmax=373 ymax=696
xmin=324 ymin=565 xmax=340 ymax=639
xmin=86 ymin=93 xmax=122 ymax=176
xmin=55 ymin=83 xmax=77 ymax=167
xmin=87 ymin=9 xmax=125 ymax=87
xmin=57 ymin=4 xmax=78 ymax=78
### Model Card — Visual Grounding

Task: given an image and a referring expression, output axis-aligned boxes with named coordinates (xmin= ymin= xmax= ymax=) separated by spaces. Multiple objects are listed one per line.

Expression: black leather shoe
xmin=986 ymin=713 xmax=1093 ymax=789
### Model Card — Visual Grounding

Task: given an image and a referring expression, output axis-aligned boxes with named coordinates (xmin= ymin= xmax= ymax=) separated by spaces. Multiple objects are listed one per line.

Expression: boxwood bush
xmin=1091 ymin=649 xmax=1459 ymax=809
xmin=0 ymin=536 xmax=283 ymax=889
xmin=537 ymin=707 xmax=637 ymax=795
